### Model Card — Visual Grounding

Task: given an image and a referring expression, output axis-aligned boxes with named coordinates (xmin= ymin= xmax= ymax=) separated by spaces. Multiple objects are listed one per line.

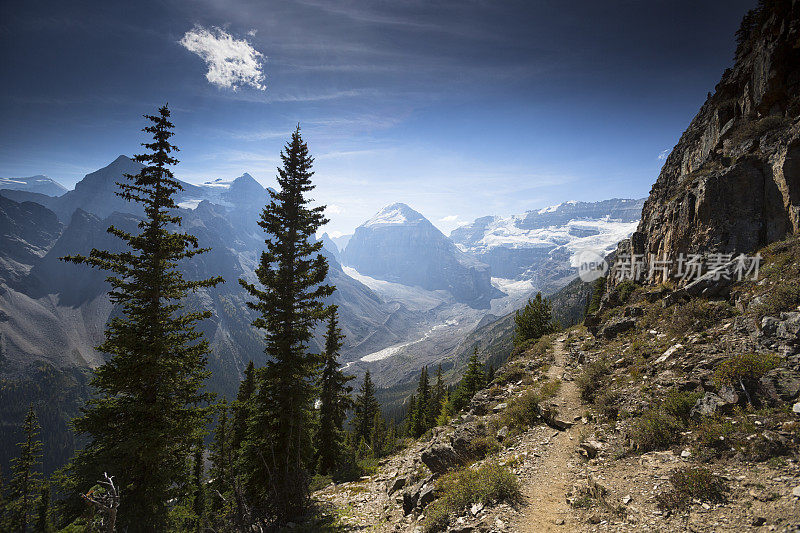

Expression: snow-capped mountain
xmin=450 ymin=198 xmax=645 ymax=290
xmin=0 ymin=175 xmax=68 ymax=197
xmin=342 ymin=203 xmax=502 ymax=309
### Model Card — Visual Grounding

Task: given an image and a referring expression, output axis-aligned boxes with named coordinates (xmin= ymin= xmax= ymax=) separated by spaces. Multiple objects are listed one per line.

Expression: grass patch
xmin=656 ymin=467 xmax=728 ymax=510
xmin=423 ymin=461 xmax=522 ymax=532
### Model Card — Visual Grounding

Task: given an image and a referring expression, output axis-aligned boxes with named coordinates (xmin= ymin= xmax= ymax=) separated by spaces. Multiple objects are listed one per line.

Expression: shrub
xmin=576 ymin=358 xmax=610 ymax=403
xmin=539 ymin=379 xmax=562 ymax=401
xmin=695 ymin=417 xmax=736 ymax=456
xmin=629 ymin=410 xmax=682 ymax=452
xmin=753 ymin=283 xmax=800 ymax=320
xmin=500 ymin=389 xmax=542 ymax=430
xmin=468 ymin=436 xmax=501 ymax=459
xmin=656 ymin=467 xmax=728 ymax=510
xmin=595 ymin=388 xmax=621 ymax=421
xmin=423 ymin=461 xmax=522 ymax=532
xmin=664 ymin=299 xmax=734 ymax=337
xmin=617 ymin=280 xmax=636 ymax=303
xmin=712 ymin=353 xmax=781 ymax=395
xmin=662 ymin=390 xmax=703 ymax=423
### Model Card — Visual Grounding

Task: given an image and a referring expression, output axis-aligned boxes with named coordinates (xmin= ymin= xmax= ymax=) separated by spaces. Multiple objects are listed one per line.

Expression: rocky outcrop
xmin=611 ymin=0 xmax=800 ymax=284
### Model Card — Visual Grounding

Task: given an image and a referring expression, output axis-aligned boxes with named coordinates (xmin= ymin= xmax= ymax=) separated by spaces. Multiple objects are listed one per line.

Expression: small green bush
xmin=755 ymin=283 xmax=800 ymax=320
xmin=468 ymin=436 xmax=501 ymax=459
xmin=662 ymin=390 xmax=703 ymax=423
xmin=576 ymin=358 xmax=610 ymax=403
xmin=629 ymin=410 xmax=682 ymax=451
xmin=499 ymin=389 xmax=542 ymax=430
xmin=712 ymin=353 xmax=781 ymax=390
xmin=617 ymin=280 xmax=636 ymax=303
xmin=423 ymin=461 xmax=522 ymax=532
xmin=696 ymin=417 xmax=736 ymax=456
xmin=664 ymin=298 xmax=734 ymax=337
xmin=656 ymin=467 xmax=728 ymax=510
xmin=539 ymin=379 xmax=562 ymax=401
xmin=309 ymin=474 xmax=333 ymax=492
xmin=594 ymin=388 xmax=621 ymax=421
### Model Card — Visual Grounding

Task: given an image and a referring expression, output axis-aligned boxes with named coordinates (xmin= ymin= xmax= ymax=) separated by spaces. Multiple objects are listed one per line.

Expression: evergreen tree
xmin=7 ymin=406 xmax=42 ymax=532
xmin=449 ymin=349 xmax=486 ymax=413
xmin=384 ymin=417 xmax=397 ymax=456
xmin=352 ymin=371 xmax=379 ymax=445
xmin=428 ymin=364 xmax=445 ymax=428
xmin=412 ymin=367 xmax=430 ymax=437
xmin=514 ymin=292 xmax=556 ymax=345
xmin=61 ymin=105 xmax=222 ymax=530
xmin=228 ymin=362 xmax=255 ymax=530
xmin=36 ymin=483 xmax=51 ymax=533
xmin=208 ymin=401 xmax=232 ymax=528
xmin=314 ymin=308 xmax=353 ymax=475
xmin=585 ymin=276 xmax=606 ymax=316
xmin=239 ymin=126 xmax=334 ymax=524
xmin=192 ymin=441 xmax=205 ymax=532
xmin=230 ymin=361 xmax=255 ymax=454
xmin=486 ymin=363 xmax=495 ymax=384
xmin=370 ymin=410 xmax=386 ymax=458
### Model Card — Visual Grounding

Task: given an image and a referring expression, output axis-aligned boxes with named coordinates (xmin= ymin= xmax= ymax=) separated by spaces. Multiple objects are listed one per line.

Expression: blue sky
xmin=0 ymin=0 xmax=755 ymax=235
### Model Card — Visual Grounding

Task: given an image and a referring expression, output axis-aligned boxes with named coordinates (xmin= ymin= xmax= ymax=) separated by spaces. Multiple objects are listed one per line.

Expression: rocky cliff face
xmin=614 ymin=0 xmax=800 ymax=280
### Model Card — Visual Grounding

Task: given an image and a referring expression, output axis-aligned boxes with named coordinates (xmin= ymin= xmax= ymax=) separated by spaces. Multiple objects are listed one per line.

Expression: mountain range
xmin=0 ymin=155 xmax=644 ymax=473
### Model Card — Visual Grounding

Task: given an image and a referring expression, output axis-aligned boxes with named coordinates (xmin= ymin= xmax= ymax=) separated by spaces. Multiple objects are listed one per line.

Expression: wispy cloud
xmin=657 ymin=148 xmax=670 ymax=160
xmin=326 ymin=204 xmax=344 ymax=215
xmin=179 ymin=26 xmax=266 ymax=91
xmin=439 ymin=215 xmax=459 ymax=223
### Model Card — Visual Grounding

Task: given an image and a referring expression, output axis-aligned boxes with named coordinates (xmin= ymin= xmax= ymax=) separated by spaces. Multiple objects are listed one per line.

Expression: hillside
xmin=310 ymin=2 xmax=800 ymax=531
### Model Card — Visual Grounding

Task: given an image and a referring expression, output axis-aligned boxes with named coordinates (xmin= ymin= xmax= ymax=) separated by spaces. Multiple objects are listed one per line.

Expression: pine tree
xmin=514 ymin=292 xmax=556 ymax=345
xmin=238 ymin=126 xmax=334 ymax=524
xmin=61 ymin=105 xmax=222 ymax=530
xmin=352 ymin=371 xmax=379 ymax=445
xmin=370 ymin=410 xmax=386 ymax=458
xmin=428 ymin=364 xmax=445 ymax=428
xmin=314 ymin=308 xmax=353 ymax=475
xmin=36 ymin=483 xmax=51 ymax=533
xmin=192 ymin=440 xmax=205 ymax=532
xmin=7 ymin=406 xmax=43 ymax=532
xmin=412 ymin=367 xmax=430 ymax=437
xmin=384 ymin=417 xmax=397 ymax=456
xmin=208 ymin=401 xmax=232 ymax=528
xmin=229 ymin=362 xmax=255 ymax=530
xmin=230 ymin=361 xmax=255 ymax=454
xmin=486 ymin=363 xmax=495 ymax=384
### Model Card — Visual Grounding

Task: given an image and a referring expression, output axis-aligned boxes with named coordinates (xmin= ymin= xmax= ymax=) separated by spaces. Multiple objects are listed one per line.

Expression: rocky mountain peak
xmin=612 ymin=0 xmax=800 ymax=283
xmin=362 ymin=203 xmax=427 ymax=229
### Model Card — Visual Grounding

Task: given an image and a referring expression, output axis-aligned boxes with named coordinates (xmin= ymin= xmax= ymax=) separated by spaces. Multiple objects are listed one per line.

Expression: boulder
xmin=496 ymin=426 xmax=509 ymax=441
xmin=690 ymin=392 xmax=728 ymax=419
xmin=418 ymin=485 xmax=436 ymax=509
xmin=759 ymin=368 xmax=800 ymax=403
xmin=420 ymin=444 xmax=460 ymax=475
xmin=599 ymin=317 xmax=637 ymax=339
xmin=387 ymin=476 xmax=406 ymax=495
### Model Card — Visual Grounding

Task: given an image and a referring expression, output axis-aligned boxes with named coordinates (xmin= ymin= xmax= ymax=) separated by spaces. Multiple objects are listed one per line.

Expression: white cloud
xmin=657 ymin=148 xmax=670 ymax=160
xmin=179 ymin=26 xmax=266 ymax=91
xmin=326 ymin=203 xmax=344 ymax=215
xmin=439 ymin=214 xmax=459 ymax=223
